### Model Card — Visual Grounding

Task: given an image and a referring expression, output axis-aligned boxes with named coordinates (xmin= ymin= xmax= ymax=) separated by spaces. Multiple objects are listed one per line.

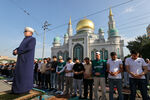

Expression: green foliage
xmin=126 ymin=35 xmax=150 ymax=59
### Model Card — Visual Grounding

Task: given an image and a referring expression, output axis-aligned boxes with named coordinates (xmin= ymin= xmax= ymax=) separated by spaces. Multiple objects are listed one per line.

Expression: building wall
xmin=51 ymin=33 xmax=124 ymax=61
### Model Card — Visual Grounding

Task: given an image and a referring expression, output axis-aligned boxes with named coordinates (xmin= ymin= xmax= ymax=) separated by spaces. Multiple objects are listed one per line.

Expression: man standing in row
xmin=72 ymin=58 xmax=85 ymax=98
xmin=107 ymin=52 xmax=123 ymax=100
xmin=92 ymin=52 xmax=106 ymax=100
xmin=50 ymin=56 xmax=58 ymax=91
xmin=56 ymin=56 xmax=66 ymax=94
xmin=146 ymin=58 xmax=150 ymax=85
xmin=83 ymin=57 xmax=93 ymax=100
xmin=64 ymin=57 xmax=74 ymax=96
xmin=40 ymin=58 xmax=47 ymax=88
xmin=126 ymin=50 xmax=148 ymax=100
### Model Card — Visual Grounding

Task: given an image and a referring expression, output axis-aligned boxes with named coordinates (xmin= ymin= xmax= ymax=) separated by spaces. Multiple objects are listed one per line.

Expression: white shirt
xmin=125 ymin=57 xmax=147 ymax=79
xmin=147 ymin=63 xmax=150 ymax=71
xmin=38 ymin=62 xmax=42 ymax=70
xmin=107 ymin=59 xmax=122 ymax=79
xmin=65 ymin=62 xmax=74 ymax=77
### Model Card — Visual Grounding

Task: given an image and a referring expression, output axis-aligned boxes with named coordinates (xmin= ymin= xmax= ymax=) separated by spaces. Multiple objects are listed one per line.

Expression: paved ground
xmin=0 ymin=80 xmax=11 ymax=93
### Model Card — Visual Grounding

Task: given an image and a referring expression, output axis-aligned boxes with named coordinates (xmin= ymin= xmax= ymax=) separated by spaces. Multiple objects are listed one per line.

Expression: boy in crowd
xmin=107 ymin=52 xmax=123 ymax=100
xmin=126 ymin=50 xmax=148 ymax=100
xmin=72 ymin=58 xmax=85 ymax=98
xmin=83 ymin=57 xmax=93 ymax=100
xmin=92 ymin=52 xmax=106 ymax=100
xmin=56 ymin=56 xmax=66 ymax=94
xmin=64 ymin=57 xmax=74 ymax=96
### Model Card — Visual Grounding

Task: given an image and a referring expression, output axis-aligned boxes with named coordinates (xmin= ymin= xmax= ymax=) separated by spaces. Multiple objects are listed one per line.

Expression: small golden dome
xmin=76 ymin=18 xmax=94 ymax=31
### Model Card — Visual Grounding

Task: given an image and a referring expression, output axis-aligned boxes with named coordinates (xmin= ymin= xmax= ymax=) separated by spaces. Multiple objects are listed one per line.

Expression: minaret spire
xmin=67 ymin=16 xmax=73 ymax=36
xmin=108 ymin=8 xmax=116 ymax=30
xmin=109 ymin=8 xmax=113 ymax=16
xmin=69 ymin=17 xmax=71 ymax=25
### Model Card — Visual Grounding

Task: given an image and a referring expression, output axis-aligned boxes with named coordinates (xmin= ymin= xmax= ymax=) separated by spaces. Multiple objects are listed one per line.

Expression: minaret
xmin=99 ymin=28 xmax=105 ymax=41
xmin=108 ymin=8 xmax=116 ymax=30
xmin=108 ymin=8 xmax=120 ymax=43
xmin=67 ymin=17 xmax=73 ymax=36
xmin=64 ymin=33 xmax=69 ymax=44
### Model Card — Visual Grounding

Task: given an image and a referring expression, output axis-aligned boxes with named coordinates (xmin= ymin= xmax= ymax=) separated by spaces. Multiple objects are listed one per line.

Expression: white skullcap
xmin=24 ymin=27 xmax=34 ymax=33
xmin=96 ymin=52 xmax=100 ymax=55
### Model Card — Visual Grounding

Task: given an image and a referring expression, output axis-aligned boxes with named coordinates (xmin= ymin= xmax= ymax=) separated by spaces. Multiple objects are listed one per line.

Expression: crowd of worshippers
xmin=0 ymin=62 xmax=16 ymax=78
xmin=1 ymin=50 xmax=150 ymax=100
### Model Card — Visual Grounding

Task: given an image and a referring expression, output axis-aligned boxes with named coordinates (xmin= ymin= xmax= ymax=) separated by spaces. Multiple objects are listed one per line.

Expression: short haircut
xmin=110 ymin=52 xmax=117 ymax=56
xmin=131 ymin=50 xmax=139 ymax=55
xmin=53 ymin=56 xmax=57 ymax=58
xmin=84 ymin=57 xmax=90 ymax=60
xmin=67 ymin=57 xmax=72 ymax=61
xmin=74 ymin=58 xmax=79 ymax=61
xmin=47 ymin=57 xmax=51 ymax=60
xmin=44 ymin=58 xmax=47 ymax=60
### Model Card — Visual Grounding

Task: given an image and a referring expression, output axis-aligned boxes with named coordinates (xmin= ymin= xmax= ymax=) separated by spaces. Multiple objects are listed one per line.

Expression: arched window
xmin=63 ymin=51 xmax=69 ymax=61
xmin=91 ymin=49 xmax=98 ymax=60
xmin=73 ymin=44 xmax=83 ymax=62
xmin=91 ymin=51 xmax=95 ymax=60
xmin=100 ymin=50 xmax=103 ymax=59
xmin=100 ymin=49 xmax=108 ymax=60
xmin=57 ymin=51 xmax=63 ymax=59
xmin=104 ymin=50 xmax=108 ymax=60
xmin=117 ymin=48 xmax=120 ymax=58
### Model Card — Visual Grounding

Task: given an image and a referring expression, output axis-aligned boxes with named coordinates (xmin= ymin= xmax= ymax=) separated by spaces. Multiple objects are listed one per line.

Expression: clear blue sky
xmin=0 ymin=0 xmax=149 ymax=58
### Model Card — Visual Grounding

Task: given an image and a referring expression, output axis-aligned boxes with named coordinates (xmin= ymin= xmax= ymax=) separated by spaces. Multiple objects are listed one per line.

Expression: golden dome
xmin=76 ymin=18 xmax=94 ymax=31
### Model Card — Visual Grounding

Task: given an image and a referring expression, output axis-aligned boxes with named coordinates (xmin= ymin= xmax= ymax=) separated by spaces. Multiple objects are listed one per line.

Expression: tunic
xmin=12 ymin=36 xmax=36 ymax=93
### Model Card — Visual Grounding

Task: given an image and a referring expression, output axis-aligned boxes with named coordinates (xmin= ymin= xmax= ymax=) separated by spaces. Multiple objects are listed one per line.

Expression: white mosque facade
xmin=51 ymin=9 xmax=124 ymax=61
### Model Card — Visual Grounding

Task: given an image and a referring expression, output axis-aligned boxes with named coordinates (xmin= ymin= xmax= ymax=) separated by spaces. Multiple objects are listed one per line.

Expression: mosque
xmin=51 ymin=9 xmax=124 ymax=61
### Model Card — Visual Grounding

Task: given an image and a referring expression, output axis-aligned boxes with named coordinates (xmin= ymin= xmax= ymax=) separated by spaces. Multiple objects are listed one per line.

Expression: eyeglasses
xmin=24 ymin=31 xmax=28 ymax=33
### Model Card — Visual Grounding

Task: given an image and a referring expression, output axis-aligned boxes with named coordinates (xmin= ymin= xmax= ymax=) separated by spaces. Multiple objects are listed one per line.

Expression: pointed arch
xmin=73 ymin=44 xmax=84 ymax=62
xmin=63 ymin=51 xmax=69 ymax=61
xmin=57 ymin=51 xmax=63 ymax=59
xmin=91 ymin=49 xmax=98 ymax=60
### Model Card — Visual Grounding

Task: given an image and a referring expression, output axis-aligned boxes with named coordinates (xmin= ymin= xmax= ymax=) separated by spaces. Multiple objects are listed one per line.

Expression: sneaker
xmin=60 ymin=91 xmax=64 ymax=95
xmin=55 ymin=91 xmax=59 ymax=94
xmin=55 ymin=91 xmax=62 ymax=94
xmin=33 ymin=84 xmax=38 ymax=87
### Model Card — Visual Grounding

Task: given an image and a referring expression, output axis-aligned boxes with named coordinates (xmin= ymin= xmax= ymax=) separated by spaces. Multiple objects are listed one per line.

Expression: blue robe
xmin=12 ymin=36 xmax=36 ymax=93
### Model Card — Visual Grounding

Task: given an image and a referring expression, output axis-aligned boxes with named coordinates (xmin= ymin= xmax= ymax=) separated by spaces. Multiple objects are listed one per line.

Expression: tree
xmin=126 ymin=35 xmax=150 ymax=59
